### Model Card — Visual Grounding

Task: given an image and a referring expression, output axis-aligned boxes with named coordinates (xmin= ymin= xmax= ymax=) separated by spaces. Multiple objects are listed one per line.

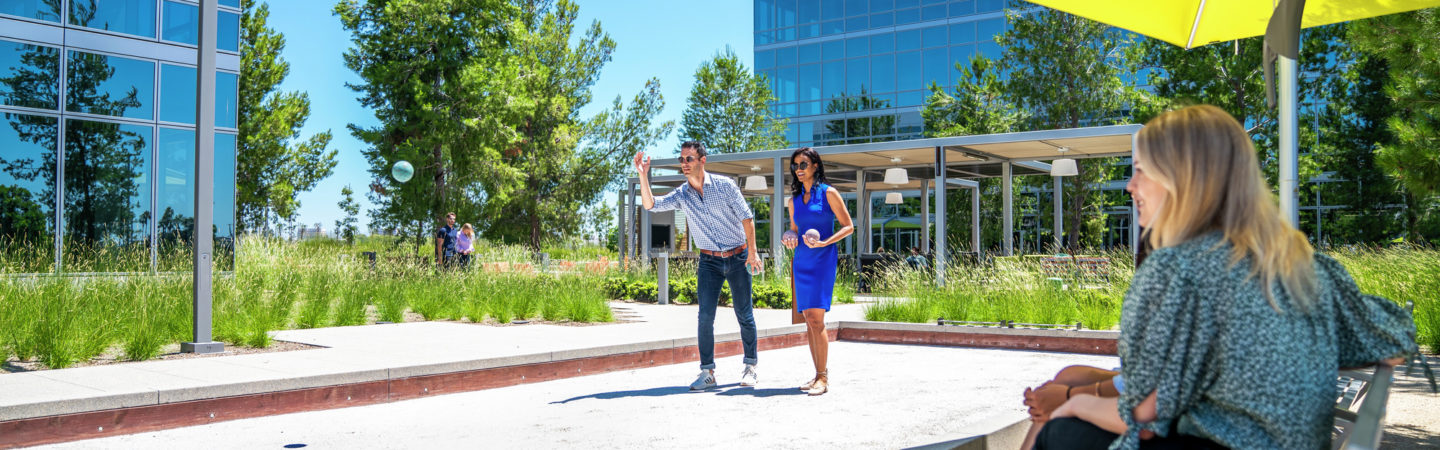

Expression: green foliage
xmin=680 ymin=46 xmax=787 ymax=154
xmin=238 ymin=0 xmax=336 ymax=233
xmin=334 ymin=186 xmax=360 ymax=245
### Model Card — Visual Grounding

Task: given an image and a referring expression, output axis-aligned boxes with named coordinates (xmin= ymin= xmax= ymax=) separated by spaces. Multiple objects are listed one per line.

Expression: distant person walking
xmin=457 ymin=223 xmax=476 ymax=269
xmin=782 ymin=147 xmax=853 ymax=396
xmin=435 ymin=212 xmax=458 ymax=269
xmin=635 ymin=141 xmax=763 ymax=390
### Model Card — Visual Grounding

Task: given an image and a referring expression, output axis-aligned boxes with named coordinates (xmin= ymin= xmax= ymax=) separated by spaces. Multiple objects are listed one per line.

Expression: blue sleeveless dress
xmin=792 ymin=183 xmax=838 ymax=312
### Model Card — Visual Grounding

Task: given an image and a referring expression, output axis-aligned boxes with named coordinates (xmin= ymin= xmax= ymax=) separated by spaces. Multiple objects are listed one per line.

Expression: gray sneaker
xmin=740 ymin=364 xmax=758 ymax=387
xmin=690 ymin=369 xmax=717 ymax=391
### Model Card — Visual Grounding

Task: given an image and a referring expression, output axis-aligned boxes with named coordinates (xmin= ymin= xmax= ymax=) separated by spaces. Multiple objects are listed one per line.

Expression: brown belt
xmin=699 ymin=246 xmax=747 ymax=258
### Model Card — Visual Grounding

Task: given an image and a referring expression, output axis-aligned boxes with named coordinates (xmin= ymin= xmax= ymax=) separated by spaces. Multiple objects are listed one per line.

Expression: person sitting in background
xmin=1025 ymin=104 xmax=1422 ymax=449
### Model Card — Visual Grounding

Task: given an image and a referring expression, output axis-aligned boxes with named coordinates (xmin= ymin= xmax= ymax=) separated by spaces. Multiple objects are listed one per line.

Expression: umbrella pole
xmin=1279 ymin=56 xmax=1300 ymax=226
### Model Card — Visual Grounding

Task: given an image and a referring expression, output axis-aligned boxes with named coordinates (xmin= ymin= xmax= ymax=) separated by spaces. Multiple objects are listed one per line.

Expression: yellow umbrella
xmin=1023 ymin=0 xmax=1440 ymax=225
xmin=1027 ymin=0 xmax=1440 ymax=49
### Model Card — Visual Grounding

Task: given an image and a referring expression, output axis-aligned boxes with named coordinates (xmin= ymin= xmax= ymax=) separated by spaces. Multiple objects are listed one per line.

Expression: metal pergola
xmin=620 ymin=124 xmax=1143 ymax=286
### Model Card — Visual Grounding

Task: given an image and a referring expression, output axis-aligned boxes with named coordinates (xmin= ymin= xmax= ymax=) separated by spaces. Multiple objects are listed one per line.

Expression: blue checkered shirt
xmin=649 ymin=172 xmax=753 ymax=252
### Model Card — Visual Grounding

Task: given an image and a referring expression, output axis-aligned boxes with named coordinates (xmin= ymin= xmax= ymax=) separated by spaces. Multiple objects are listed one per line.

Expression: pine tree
xmin=680 ymin=47 xmax=787 ymax=154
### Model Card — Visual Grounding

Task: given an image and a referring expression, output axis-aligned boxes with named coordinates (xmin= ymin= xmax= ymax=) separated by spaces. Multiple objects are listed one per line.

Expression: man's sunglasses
xmin=790 ymin=161 xmax=812 ymax=171
xmin=679 ymin=155 xmax=700 ymax=164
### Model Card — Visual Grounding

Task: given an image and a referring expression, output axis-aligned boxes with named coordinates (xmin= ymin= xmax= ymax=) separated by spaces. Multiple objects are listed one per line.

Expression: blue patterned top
xmin=1113 ymin=232 xmax=1419 ymax=449
xmin=649 ymin=172 xmax=754 ymax=252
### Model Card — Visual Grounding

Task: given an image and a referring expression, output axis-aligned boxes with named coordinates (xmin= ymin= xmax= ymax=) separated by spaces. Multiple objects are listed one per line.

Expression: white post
xmin=1053 ymin=175 xmax=1063 ymax=251
xmin=1279 ymin=56 xmax=1299 ymax=226
xmin=934 ymin=146 xmax=946 ymax=286
xmin=920 ymin=178 xmax=930 ymax=253
xmin=772 ymin=157 xmax=785 ymax=274
xmin=1002 ymin=162 xmax=1013 ymax=256
xmin=183 ymin=0 xmax=222 ymax=354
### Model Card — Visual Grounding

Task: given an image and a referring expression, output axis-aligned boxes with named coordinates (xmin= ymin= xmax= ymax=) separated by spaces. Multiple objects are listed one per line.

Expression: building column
xmin=971 ymin=184 xmax=980 ymax=255
xmin=640 ymin=200 xmax=652 ymax=265
xmin=1053 ymin=175 xmax=1063 ymax=251
xmin=772 ymin=156 xmax=785 ymax=274
xmin=1002 ymin=162 xmax=1013 ymax=256
xmin=934 ymin=146 xmax=947 ymax=286
xmin=920 ymin=178 xmax=930 ymax=253
xmin=857 ymin=170 xmax=869 ymax=253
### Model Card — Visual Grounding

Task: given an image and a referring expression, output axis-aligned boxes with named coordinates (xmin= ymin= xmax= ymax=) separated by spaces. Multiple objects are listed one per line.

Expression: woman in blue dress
xmin=782 ymin=147 xmax=854 ymax=396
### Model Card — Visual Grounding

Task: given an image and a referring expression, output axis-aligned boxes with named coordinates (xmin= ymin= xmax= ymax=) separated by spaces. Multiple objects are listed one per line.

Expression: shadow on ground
xmin=550 ymin=383 xmax=805 ymax=404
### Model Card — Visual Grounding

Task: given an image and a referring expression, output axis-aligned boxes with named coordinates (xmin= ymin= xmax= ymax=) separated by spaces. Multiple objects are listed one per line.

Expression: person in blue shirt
xmin=434 ymin=212 xmax=458 ymax=269
xmin=635 ymin=141 xmax=763 ymax=390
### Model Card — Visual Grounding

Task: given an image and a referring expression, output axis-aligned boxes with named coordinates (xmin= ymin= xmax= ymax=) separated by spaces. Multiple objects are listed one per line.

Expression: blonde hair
xmin=1136 ymin=105 xmax=1317 ymax=310
xmin=461 ymin=223 xmax=474 ymax=238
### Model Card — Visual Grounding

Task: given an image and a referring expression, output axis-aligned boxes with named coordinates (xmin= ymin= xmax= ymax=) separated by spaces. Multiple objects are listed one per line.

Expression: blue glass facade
xmin=755 ymin=0 xmax=1007 ymax=147
xmin=0 ymin=0 xmax=241 ymax=273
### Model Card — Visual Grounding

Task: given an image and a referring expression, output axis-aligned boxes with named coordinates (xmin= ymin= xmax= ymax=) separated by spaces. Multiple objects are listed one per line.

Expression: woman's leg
xmin=1021 ymin=366 xmax=1120 ymax=450
xmin=803 ymin=308 xmax=828 ymax=394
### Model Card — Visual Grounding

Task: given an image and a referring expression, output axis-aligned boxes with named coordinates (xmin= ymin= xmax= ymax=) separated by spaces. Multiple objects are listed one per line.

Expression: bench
xmin=1040 ymin=255 xmax=1112 ymax=289
xmin=1333 ymin=364 xmax=1394 ymax=450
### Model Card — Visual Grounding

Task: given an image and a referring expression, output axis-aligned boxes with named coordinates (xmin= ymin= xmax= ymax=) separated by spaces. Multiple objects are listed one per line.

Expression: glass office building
xmin=754 ymin=0 xmax=1009 ymax=148
xmin=0 ymin=0 xmax=240 ymax=273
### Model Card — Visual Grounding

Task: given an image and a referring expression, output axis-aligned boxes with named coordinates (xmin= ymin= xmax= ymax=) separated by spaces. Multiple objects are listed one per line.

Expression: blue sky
xmin=265 ymin=0 xmax=754 ymax=234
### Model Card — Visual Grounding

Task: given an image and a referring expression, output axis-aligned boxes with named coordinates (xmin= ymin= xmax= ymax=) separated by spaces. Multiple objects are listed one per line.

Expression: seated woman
xmin=1023 ymin=105 xmax=1421 ymax=449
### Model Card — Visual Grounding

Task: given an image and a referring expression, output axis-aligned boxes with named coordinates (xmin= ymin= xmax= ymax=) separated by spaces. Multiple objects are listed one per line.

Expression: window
xmin=798 ymin=0 xmax=820 ymax=24
xmin=0 ymin=113 xmax=58 ymax=272
xmin=778 ymin=0 xmax=798 ymax=27
xmin=822 ymin=40 xmax=844 ymax=61
xmin=162 ymin=1 xmax=198 ymax=45
xmin=820 ymin=0 xmax=843 ymax=20
xmin=870 ymin=54 xmax=895 ymax=93
xmin=798 ymin=23 xmax=820 ymax=39
xmin=846 ymin=58 xmax=868 ymax=95
xmin=214 ymin=132 xmax=235 ymax=270
xmin=821 ymin=20 xmax=844 ymax=35
xmin=62 ymin=119 xmax=151 ymax=272
xmin=219 ymin=0 xmax=239 ymax=8
xmin=845 ymin=0 xmax=867 ymax=16
xmin=846 ymin=37 xmax=868 ymax=58
xmin=821 ymin=60 xmax=844 ymax=100
xmin=69 ymin=0 xmax=157 ymax=38
xmin=977 ymin=17 xmax=1005 ymax=40
xmin=217 ymin=71 xmax=237 ymax=128
xmin=977 ymin=0 xmax=1003 ymax=13
xmin=949 ymin=44 xmax=974 ymax=83
xmin=0 ymin=40 xmax=60 ymax=110
xmin=870 ymin=0 xmax=893 ymax=13
xmin=0 ymin=0 xmax=62 ymax=22
xmin=777 ymin=66 xmax=798 ymax=104
xmin=896 ymin=29 xmax=921 ymax=51
xmin=898 ymin=90 xmax=926 ymax=107
xmin=894 ymin=7 xmax=919 ymax=24
xmin=219 ymin=11 xmax=240 ymax=52
xmin=923 ymin=47 xmax=949 ymax=89
xmin=922 ymin=26 xmax=947 ymax=48
xmin=798 ymin=63 xmax=821 ymax=102
xmin=895 ymin=0 xmax=918 ymax=8
xmin=921 ymin=4 xmax=946 ymax=20
xmin=896 ymin=51 xmax=921 ymax=91
xmin=798 ymin=43 xmax=821 ymax=64
xmin=869 ymin=11 xmax=892 ymax=28
xmin=950 ymin=21 xmax=975 ymax=44
xmin=845 ymin=15 xmax=866 ymax=32
xmin=950 ymin=0 xmax=974 ymax=17
xmin=66 ymin=51 xmax=155 ymax=121
xmin=159 ymin=64 xmax=195 ymax=124
xmin=775 ymin=46 xmax=797 ymax=68
xmin=870 ymin=33 xmax=894 ymax=54
xmin=153 ymin=129 xmax=238 ymax=271
xmin=756 ymin=0 xmax=775 ymax=30
xmin=756 ymin=50 xmax=775 ymax=70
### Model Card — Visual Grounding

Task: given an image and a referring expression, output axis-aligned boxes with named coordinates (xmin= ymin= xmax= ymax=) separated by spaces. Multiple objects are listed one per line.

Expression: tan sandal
xmin=799 ymin=373 xmax=819 ymax=391
xmin=807 ymin=371 xmax=828 ymax=396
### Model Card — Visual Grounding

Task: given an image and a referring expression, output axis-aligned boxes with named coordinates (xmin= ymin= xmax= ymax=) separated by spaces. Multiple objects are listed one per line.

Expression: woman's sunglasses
xmin=790 ymin=161 xmax=811 ymax=171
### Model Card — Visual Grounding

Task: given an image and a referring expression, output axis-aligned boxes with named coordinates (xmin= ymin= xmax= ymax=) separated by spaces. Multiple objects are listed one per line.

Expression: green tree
xmin=921 ymin=55 xmax=1026 ymax=253
xmin=238 ymin=0 xmax=337 ymax=234
xmin=996 ymin=1 xmax=1136 ymax=249
xmin=335 ymin=185 xmax=360 ymax=245
xmin=1349 ymin=9 xmax=1440 ymax=244
xmin=336 ymin=0 xmax=520 ymax=251
xmin=680 ymin=47 xmax=787 ymax=154
xmin=477 ymin=0 xmax=673 ymax=250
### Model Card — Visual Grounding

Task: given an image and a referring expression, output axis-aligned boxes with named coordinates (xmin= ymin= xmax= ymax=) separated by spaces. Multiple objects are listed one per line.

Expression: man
xmin=435 ymin=212 xmax=458 ymax=268
xmin=635 ymin=141 xmax=762 ymax=390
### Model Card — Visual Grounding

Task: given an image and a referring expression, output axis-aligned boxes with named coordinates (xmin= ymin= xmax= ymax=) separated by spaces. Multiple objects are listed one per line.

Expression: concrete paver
xmin=37 ymin=343 xmax=1118 ymax=449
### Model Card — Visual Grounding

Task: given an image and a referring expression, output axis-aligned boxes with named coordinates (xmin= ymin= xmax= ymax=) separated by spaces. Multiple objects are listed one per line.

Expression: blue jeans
xmin=696 ymin=249 xmax=758 ymax=369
